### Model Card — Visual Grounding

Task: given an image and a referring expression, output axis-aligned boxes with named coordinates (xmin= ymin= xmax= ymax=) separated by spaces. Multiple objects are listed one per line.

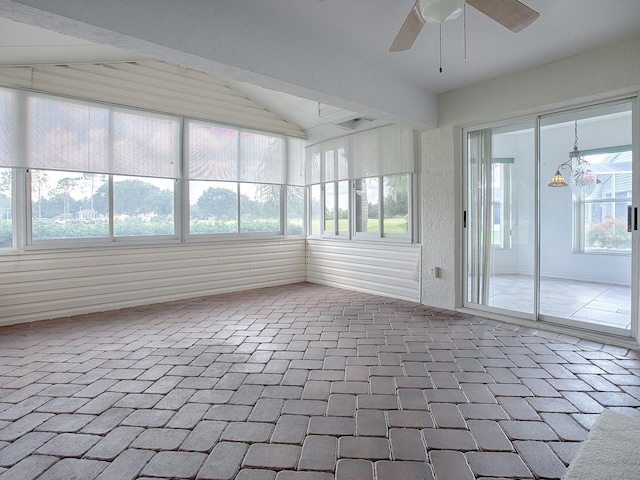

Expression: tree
xmin=196 ymin=187 xmax=237 ymax=220
xmin=38 ymin=193 xmax=83 ymax=219
xmin=384 ymin=175 xmax=408 ymax=217
xmin=53 ymin=177 xmax=79 ymax=217
xmin=0 ymin=170 xmax=10 ymax=195
xmin=253 ymin=184 xmax=281 ymax=219
xmin=94 ymin=179 xmax=168 ymax=216
xmin=0 ymin=170 xmax=11 ymax=221
xmin=30 ymin=170 xmax=49 ymax=219
xmin=81 ymin=173 xmax=107 ymax=213
xmin=147 ymin=188 xmax=174 ymax=216
xmin=287 ymin=187 xmax=304 ymax=218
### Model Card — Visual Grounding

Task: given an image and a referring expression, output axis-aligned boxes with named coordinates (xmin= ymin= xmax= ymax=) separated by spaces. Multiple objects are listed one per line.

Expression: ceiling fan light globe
xmin=419 ymin=0 xmax=465 ymax=23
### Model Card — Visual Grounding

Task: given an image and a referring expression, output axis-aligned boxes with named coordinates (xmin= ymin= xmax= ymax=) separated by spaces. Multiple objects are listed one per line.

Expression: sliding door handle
xmin=628 ymin=206 xmax=638 ymax=232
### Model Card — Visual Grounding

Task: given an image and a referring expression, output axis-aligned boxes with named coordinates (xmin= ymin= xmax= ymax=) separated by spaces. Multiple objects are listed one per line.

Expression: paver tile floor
xmin=0 ymin=282 xmax=639 ymax=479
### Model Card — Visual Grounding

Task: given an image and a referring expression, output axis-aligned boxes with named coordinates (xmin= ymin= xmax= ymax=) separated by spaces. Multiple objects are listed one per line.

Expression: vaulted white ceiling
xmin=1 ymin=0 xmax=640 ymax=134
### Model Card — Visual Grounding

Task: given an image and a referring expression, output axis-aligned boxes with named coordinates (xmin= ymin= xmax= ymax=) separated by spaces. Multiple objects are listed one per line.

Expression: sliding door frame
xmin=462 ymin=95 xmax=638 ymax=343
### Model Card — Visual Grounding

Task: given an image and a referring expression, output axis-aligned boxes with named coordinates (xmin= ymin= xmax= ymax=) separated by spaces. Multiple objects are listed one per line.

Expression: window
xmin=310 ymin=184 xmax=321 ymax=236
xmin=113 ymin=176 xmax=175 ymax=237
xmin=31 ymin=170 xmax=108 ymax=240
xmin=576 ymin=149 xmax=632 ymax=253
xmin=491 ymin=162 xmax=512 ymax=248
xmin=286 ymin=186 xmax=304 ymax=236
xmin=0 ymin=88 xmax=301 ymax=251
xmin=0 ymin=90 xmax=14 ymax=248
xmin=29 ymin=171 xmax=177 ymax=242
xmin=313 ymin=173 xmax=412 ymax=240
xmin=0 ymin=168 xmax=12 ymax=248
xmin=185 ymin=120 xmax=288 ymax=238
xmin=189 ymin=181 xmax=238 ymax=234
xmin=354 ymin=174 xmax=410 ymax=238
xmin=355 ymin=177 xmax=379 ymax=234
xmin=324 ymin=182 xmax=335 ymax=234
xmin=383 ymin=174 xmax=410 ymax=236
xmin=337 ymin=180 xmax=349 ymax=235
xmin=240 ymin=183 xmax=281 ymax=233
xmin=306 ymin=124 xmax=416 ymax=242
xmin=21 ymin=94 xmax=181 ymax=245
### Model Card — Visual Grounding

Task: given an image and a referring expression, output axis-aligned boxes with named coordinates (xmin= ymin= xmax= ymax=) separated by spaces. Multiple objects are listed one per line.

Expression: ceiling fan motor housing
xmin=419 ymin=0 xmax=465 ymax=23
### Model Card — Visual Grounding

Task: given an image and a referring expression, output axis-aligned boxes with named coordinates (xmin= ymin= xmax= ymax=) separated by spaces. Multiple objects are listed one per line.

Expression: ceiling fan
xmin=389 ymin=0 xmax=539 ymax=52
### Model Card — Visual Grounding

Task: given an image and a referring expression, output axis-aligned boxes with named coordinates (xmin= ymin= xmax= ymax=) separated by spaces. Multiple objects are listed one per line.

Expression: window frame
xmin=310 ymin=174 xmax=414 ymax=243
xmin=26 ymin=170 xmax=181 ymax=249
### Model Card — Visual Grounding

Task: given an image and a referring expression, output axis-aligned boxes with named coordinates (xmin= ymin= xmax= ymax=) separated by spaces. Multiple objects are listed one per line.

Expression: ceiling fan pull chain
xmin=439 ymin=23 xmax=443 ymax=73
xmin=463 ymin=3 xmax=468 ymax=62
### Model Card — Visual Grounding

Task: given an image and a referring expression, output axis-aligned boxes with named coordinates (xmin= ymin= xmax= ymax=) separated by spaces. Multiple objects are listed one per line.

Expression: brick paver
xmin=298 ymin=435 xmax=337 ymax=471
xmin=140 ymin=451 xmax=207 ymax=478
xmin=0 ymin=282 xmax=639 ymax=479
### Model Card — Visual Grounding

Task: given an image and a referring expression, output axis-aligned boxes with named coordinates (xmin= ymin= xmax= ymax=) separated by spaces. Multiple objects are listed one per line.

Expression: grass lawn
xmin=311 ymin=217 xmax=408 ymax=235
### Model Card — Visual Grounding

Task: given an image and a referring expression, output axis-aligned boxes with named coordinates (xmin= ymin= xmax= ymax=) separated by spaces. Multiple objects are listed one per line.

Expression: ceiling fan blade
xmin=389 ymin=3 xmax=425 ymax=52
xmin=466 ymin=0 xmax=539 ymax=33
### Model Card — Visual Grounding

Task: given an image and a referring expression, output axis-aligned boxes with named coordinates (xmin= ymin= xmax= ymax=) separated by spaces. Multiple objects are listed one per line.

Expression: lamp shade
xmin=548 ymin=170 xmax=568 ymax=187
xmin=570 ymin=165 xmax=597 ymax=197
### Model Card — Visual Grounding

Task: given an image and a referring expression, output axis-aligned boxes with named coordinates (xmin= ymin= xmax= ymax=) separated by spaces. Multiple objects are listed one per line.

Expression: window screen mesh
xmin=0 ymin=90 xmax=14 ymax=168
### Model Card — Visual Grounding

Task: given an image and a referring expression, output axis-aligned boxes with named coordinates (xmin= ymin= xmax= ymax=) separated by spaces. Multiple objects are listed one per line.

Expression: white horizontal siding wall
xmin=0 ymin=61 xmax=306 ymax=138
xmin=0 ymin=239 xmax=306 ymax=327
xmin=306 ymin=239 xmax=421 ymax=302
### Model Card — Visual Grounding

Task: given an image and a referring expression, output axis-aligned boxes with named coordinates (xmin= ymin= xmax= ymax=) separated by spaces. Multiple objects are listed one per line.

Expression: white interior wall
xmin=0 ymin=240 xmax=307 ymax=327
xmin=491 ymin=128 xmax=535 ymax=277
xmin=306 ymin=239 xmax=422 ymax=302
xmin=422 ymin=33 xmax=640 ymax=310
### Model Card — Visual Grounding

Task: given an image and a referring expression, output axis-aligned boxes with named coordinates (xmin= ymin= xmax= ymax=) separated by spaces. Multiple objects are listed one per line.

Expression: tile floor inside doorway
xmin=487 ymin=274 xmax=632 ymax=330
xmin=0 ymin=282 xmax=639 ymax=479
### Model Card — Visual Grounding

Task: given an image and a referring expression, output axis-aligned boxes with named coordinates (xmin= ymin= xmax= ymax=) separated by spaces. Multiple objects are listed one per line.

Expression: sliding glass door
xmin=466 ymin=121 xmax=536 ymax=316
xmin=539 ymin=101 xmax=634 ymax=335
xmin=465 ymin=99 xmax=637 ymax=338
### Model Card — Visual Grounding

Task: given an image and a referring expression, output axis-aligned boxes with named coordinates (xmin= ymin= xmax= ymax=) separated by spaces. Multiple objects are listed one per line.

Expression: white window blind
xmin=186 ymin=120 xmax=286 ymax=184
xmin=305 ymin=124 xmax=415 ymax=184
xmin=112 ymin=110 xmax=180 ymax=179
xmin=287 ymin=137 xmax=305 ymax=186
xmin=24 ymin=93 xmax=180 ymax=178
xmin=324 ymin=150 xmax=335 ymax=182
xmin=306 ymin=144 xmax=321 ymax=185
xmin=27 ymin=95 xmax=110 ymax=174
xmin=381 ymin=125 xmax=415 ymax=176
xmin=351 ymin=128 xmax=379 ymax=178
xmin=352 ymin=124 xmax=415 ymax=179
xmin=239 ymin=131 xmax=285 ymax=184
xmin=187 ymin=122 xmax=238 ymax=181
xmin=0 ymin=89 xmax=14 ymax=169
